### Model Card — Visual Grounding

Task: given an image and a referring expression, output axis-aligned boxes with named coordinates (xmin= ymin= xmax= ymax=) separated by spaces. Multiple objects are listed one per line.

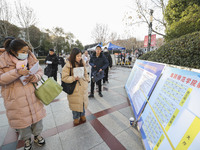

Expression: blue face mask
xmin=17 ymin=53 xmax=28 ymax=60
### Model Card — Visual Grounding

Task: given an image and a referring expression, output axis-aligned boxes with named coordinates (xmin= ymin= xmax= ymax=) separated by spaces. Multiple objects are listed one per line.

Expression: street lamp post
xmin=147 ymin=9 xmax=154 ymax=52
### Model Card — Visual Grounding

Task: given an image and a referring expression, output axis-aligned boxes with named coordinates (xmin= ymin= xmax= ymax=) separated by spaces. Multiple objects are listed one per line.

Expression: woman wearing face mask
xmin=62 ymin=48 xmax=89 ymax=125
xmin=0 ymin=39 xmax=46 ymax=150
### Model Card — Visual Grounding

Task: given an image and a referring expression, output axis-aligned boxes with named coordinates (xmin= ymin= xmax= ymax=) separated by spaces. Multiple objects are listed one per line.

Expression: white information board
xmin=139 ymin=66 xmax=200 ymax=150
xmin=125 ymin=59 xmax=165 ymax=119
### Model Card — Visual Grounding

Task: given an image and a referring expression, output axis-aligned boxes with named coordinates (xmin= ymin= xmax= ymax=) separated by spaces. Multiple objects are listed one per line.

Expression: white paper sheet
xmin=73 ymin=67 xmax=84 ymax=78
xmin=20 ymin=62 xmax=39 ymax=85
xmin=46 ymin=61 xmax=52 ymax=64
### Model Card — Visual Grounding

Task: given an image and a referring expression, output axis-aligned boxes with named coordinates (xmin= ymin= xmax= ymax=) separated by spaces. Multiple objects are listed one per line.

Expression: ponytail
xmin=4 ymin=39 xmax=13 ymax=52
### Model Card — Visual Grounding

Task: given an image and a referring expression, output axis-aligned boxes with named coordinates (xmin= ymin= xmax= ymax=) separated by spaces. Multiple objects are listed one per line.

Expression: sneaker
xmin=99 ymin=93 xmax=103 ymax=97
xmin=34 ymin=135 xmax=45 ymax=147
xmin=88 ymin=93 xmax=94 ymax=98
xmin=24 ymin=138 xmax=32 ymax=150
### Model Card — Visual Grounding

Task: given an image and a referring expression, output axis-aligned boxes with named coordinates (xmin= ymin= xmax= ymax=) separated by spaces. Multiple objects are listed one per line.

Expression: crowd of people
xmin=0 ymin=37 xmax=113 ymax=150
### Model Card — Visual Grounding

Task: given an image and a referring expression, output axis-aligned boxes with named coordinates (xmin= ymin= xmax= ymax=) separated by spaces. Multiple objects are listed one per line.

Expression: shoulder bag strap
xmin=69 ymin=67 xmax=72 ymax=76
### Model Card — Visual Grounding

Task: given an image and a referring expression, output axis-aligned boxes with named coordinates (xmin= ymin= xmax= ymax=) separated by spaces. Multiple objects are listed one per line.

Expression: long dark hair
xmin=68 ymin=48 xmax=83 ymax=68
xmin=4 ymin=39 xmax=29 ymax=55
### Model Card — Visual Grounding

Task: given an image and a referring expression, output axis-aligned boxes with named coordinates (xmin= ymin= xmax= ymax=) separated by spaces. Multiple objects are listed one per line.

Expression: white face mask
xmin=17 ymin=53 xmax=28 ymax=60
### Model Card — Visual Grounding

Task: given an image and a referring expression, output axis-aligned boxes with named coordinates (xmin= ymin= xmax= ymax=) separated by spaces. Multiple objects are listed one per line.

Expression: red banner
xmin=144 ymin=34 xmax=156 ymax=47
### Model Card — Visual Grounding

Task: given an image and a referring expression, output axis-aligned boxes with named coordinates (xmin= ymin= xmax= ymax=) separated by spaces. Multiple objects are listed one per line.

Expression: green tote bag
xmin=33 ymin=77 xmax=63 ymax=105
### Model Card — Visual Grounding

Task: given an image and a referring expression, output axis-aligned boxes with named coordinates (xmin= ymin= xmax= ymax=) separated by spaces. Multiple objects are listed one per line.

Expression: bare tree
xmin=109 ymin=32 xmax=118 ymax=43
xmin=0 ymin=0 xmax=12 ymax=37
xmin=91 ymin=23 xmax=110 ymax=44
xmin=124 ymin=0 xmax=168 ymax=37
xmin=113 ymin=37 xmax=137 ymax=50
xmin=15 ymin=0 xmax=37 ymax=52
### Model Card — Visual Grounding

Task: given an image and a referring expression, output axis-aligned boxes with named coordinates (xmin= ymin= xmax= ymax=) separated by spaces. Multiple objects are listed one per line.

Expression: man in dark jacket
xmin=103 ymin=47 xmax=112 ymax=83
xmin=89 ymin=46 xmax=109 ymax=97
xmin=45 ymin=49 xmax=59 ymax=81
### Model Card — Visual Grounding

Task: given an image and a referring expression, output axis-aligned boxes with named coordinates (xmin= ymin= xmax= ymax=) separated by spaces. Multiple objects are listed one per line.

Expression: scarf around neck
xmin=9 ymin=54 xmax=28 ymax=69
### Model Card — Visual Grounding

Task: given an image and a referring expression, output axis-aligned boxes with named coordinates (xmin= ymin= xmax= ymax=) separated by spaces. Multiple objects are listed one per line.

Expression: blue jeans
xmin=72 ymin=105 xmax=85 ymax=119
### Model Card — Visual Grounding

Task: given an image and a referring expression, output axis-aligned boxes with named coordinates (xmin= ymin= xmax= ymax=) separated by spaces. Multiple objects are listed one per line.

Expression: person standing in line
xmin=62 ymin=48 xmax=89 ymax=125
xmin=82 ymin=50 xmax=90 ymax=75
xmin=88 ymin=46 xmax=109 ymax=98
xmin=44 ymin=49 xmax=59 ymax=81
xmin=0 ymin=39 xmax=46 ymax=150
xmin=103 ymin=47 xmax=112 ymax=84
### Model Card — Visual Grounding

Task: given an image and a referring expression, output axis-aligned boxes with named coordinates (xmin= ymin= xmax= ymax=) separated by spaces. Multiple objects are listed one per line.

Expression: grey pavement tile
xmin=88 ymin=97 xmax=111 ymax=114
xmin=98 ymin=111 xmax=130 ymax=136
xmin=102 ymin=94 xmax=127 ymax=107
xmin=50 ymin=100 xmax=69 ymax=113
xmin=0 ymin=126 xmax=9 ymax=146
xmin=0 ymin=101 xmax=5 ymax=112
xmin=128 ymin=127 xmax=142 ymax=139
xmin=2 ymin=141 xmax=17 ymax=150
xmin=0 ymin=115 xmax=8 ymax=127
xmin=110 ymin=87 xmax=127 ymax=97
xmin=100 ymin=90 xmax=117 ymax=99
xmin=86 ymin=114 xmax=96 ymax=122
xmin=54 ymin=91 xmax=67 ymax=100
xmin=0 ymin=99 xmax=3 ymax=104
xmin=52 ymin=110 xmax=73 ymax=126
xmin=42 ymin=112 xmax=56 ymax=131
xmin=118 ymin=106 xmax=135 ymax=120
xmin=108 ymin=73 xmax=118 ymax=79
xmin=105 ymin=80 xmax=124 ymax=88
xmin=115 ymin=128 xmax=144 ymax=150
xmin=59 ymin=122 xmax=103 ymax=150
xmin=103 ymin=84 xmax=122 ymax=91
xmin=89 ymin=142 xmax=110 ymax=150
xmin=33 ymin=134 xmax=62 ymax=150
xmin=44 ymin=105 xmax=52 ymax=114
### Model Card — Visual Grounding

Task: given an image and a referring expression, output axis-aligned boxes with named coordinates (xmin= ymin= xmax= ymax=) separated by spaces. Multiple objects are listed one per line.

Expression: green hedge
xmin=37 ymin=56 xmax=46 ymax=59
xmin=140 ymin=31 xmax=200 ymax=69
xmin=38 ymin=59 xmax=45 ymax=64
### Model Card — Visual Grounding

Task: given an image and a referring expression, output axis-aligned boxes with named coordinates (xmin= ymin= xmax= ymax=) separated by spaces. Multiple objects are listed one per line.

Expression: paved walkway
xmin=0 ymin=66 xmax=145 ymax=150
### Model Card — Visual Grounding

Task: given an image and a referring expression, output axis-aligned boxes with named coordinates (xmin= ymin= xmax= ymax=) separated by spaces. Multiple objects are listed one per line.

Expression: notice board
xmin=139 ymin=66 xmax=200 ymax=150
xmin=125 ymin=59 xmax=165 ymax=119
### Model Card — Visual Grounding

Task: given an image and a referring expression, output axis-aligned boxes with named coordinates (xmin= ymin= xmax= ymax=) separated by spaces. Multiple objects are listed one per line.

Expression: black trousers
xmin=103 ymin=67 xmax=109 ymax=82
xmin=91 ymin=79 xmax=102 ymax=94
xmin=48 ymin=72 xmax=57 ymax=81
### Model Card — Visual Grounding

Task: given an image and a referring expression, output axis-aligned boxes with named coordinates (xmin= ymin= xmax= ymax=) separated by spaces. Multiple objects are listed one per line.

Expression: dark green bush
xmin=37 ymin=56 xmax=46 ymax=59
xmin=140 ymin=31 xmax=200 ymax=69
xmin=38 ymin=59 xmax=45 ymax=64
